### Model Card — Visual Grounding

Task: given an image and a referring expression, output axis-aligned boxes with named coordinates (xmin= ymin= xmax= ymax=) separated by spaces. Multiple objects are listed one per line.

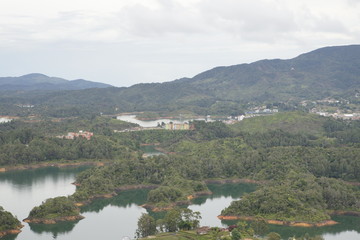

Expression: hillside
xmin=189 ymin=45 xmax=360 ymax=102
xmin=0 ymin=73 xmax=112 ymax=91
xmin=1 ymin=45 xmax=359 ymax=117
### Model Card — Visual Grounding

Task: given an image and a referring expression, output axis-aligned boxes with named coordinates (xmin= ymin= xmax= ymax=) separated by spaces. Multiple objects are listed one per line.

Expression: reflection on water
xmin=189 ymin=183 xmax=257 ymax=228
xmin=28 ymin=220 xmax=79 ymax=237
xmin=0 ymin=167 xmax=86 ymax=189
xmin=0 ymin=168 xmax=359 ymax=240
xmin=81 ymin=188 xmax=150 ymax=213
xmin=0 ymin=167 xmax=88 ymax=240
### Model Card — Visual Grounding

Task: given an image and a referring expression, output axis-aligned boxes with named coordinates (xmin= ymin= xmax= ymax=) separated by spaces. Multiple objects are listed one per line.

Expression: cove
xmin=0 ymin=167 xmax=359 ymax=240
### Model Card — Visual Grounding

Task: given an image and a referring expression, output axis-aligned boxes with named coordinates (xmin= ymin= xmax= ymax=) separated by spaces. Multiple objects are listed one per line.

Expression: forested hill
xmin=1 ymin=45 xmax=360 ymax=117
xmin=0 ymin=73 xmax=112 ymax=91
xmin=188 ymin=44 xmax=360 ymax=102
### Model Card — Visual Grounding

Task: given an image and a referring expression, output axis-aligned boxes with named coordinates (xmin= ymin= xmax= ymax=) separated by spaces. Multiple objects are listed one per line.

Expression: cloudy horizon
xmin=1 ymin=0 xmax=359 ymax=87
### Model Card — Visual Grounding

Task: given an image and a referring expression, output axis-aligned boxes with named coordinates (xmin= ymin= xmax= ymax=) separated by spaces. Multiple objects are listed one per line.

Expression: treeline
xmin=0 ymin=117 xmax=138 ymax=166
xmin=0 ymin=134 xmax=137 ymax=166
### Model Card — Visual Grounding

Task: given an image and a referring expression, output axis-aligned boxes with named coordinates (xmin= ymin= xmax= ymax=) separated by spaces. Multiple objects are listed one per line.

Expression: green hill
xmin=230 ymin=112 xmax=327 ymax=136
xmin=1 ymin=45 xmax=359 ymax=117
xmin=0 ymin=73 xmax=112 ymax=91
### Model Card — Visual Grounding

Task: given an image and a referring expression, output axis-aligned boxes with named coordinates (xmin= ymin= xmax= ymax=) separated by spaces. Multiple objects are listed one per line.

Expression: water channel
xmin=0 ymin=167 xmax=359 ymax=240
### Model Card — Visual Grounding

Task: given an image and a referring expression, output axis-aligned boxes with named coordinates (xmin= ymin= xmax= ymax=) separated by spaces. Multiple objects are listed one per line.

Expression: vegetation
xmin=221 ymin=173 xmax=340 ymax=222
xmin=27 ymin=197 xmax=81 ymax=220
xmin=1 ymin=45 xmax=360 ymax=117
xmin=1 ymin=45 xmax=360 ymax=239
xmin=1 ymin=111 xmax=360 ymax=228
xmin=136 ymin=208 xmax=201 ymax=238
xmin=0 ymin=206 xmax=21 ymax=232
xmin=71 ymin=113 xmax=360 ymax=222
xmin=0 ymin=117 xmax=138 ymax=166
xmin=136 ymin=213 xmax=157 ymax=238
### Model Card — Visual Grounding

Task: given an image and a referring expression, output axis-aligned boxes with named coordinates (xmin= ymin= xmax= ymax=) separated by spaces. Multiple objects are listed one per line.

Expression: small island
xmin=24 ymin=197 xmax=84 ymax=224
xmin=220 ymin=172 xmax=360 ymax=227
xmin=0 ymin=206 xmax=23 ymax=237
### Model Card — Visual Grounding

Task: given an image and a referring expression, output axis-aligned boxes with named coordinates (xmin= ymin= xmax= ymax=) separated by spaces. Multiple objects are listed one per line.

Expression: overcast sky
xmin=1 ymin=0 xmax=359 ymax=87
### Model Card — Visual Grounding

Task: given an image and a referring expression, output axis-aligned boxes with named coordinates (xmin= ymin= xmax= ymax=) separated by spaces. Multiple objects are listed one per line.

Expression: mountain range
xmin=1 ymin=44 xmax=359 ymax=116
xmin=0 ymin=73 xmax=112 ymax=91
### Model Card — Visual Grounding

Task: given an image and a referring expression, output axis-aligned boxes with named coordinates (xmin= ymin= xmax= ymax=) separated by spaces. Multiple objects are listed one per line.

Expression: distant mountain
xmin=0 ymin=73 xmax=112 ymax=91
xmin=1 ymin=45 xmax=359 ymax=116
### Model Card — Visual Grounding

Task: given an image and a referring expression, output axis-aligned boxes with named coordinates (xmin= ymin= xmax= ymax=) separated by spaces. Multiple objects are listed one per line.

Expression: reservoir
xmin=116 ymin=114 xmax=208 ymax=128
xmin=0 ymin=167 xmax=359 ymax=239
xmin=0 ymin=117 xmax=12 ymax=123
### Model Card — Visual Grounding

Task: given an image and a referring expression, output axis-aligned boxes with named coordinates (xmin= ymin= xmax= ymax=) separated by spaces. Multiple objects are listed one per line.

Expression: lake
xmin=0 ymin=167 xmax=359 ymax=240
xmin=116 ymin=115 xmax=208 ymax=128
xmin=0 ymin=117 xmax=12 ymax=123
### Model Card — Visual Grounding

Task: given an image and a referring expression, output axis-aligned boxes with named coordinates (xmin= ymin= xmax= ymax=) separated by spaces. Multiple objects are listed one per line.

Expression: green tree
xmin=210 ymin=227 xmax=221 ymax=240
xmin=136 ymin=213 xmax=157 ymax=238
xmin=231 ymin=228 xmax=241 ymax=240
xmin=160 ymin=208 xmax=201 ymax=232
xmin=162 ymin=209 xmax=181 ymax=232
xmin=267 ymin=232 xmax=281 ymax=240
xmin=251 ymin=217 xmax=269 ymax=236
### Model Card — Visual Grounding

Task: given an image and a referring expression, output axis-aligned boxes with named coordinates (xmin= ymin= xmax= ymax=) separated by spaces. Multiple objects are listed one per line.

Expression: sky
xmin=0 ymin=0 xmax=359 ymax=87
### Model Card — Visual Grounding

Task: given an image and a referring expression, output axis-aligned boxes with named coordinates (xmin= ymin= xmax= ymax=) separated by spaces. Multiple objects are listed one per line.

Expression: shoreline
xmin=0 ymin=225 xmax=24 ymax=238
xmin=329 ymin=210 xmax=360 ymax=217
xmin=0 ymin=160 xmax=109 ymax=173
xmin=23 ymin=215 xmax=84 ymax=224
xmin=217 ymin=215 xmax=338 ymax=227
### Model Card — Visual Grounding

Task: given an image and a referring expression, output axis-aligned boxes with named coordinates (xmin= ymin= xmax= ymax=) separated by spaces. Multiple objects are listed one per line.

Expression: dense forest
xmin=68 ymin=112 xmax=360 ymax=222
xmin=0 ymin=117 xmax=138 ymax=166
xmin=1 ymin=111 xmax=360 ymax=226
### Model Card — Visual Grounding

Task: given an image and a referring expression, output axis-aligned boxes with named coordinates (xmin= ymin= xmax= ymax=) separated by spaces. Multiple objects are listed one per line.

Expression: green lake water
xmin=0 ymin=167 xmax=359 ymax=240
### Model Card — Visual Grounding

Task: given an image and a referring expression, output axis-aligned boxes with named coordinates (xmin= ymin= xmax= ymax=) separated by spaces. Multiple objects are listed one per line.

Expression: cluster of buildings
xmin=311 ymin=110 xmax=360 ymax=120
xmin=245 ymin=108 xmax=279 ymax=115
xmin=164 ymin=122 xmax=194 ymax=130
xmin=57 ymin=131 xmax=94 ymax=140
xmin=15 ymin=104 xmax=35 ymax=108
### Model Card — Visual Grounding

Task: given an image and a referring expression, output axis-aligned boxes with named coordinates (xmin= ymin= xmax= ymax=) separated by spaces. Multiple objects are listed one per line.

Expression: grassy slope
xmin=230 ymin=112 xmax=326 ymax=136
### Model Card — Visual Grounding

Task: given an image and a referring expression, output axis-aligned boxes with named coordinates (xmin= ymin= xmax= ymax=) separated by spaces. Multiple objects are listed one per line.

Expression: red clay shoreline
xmin=0 ymin=225 xmax=24 ymax=238
xmin=217 ymin=215 xmax=339 ymax=227
xmin=23 ymin=215 xmax=84 ymax=224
